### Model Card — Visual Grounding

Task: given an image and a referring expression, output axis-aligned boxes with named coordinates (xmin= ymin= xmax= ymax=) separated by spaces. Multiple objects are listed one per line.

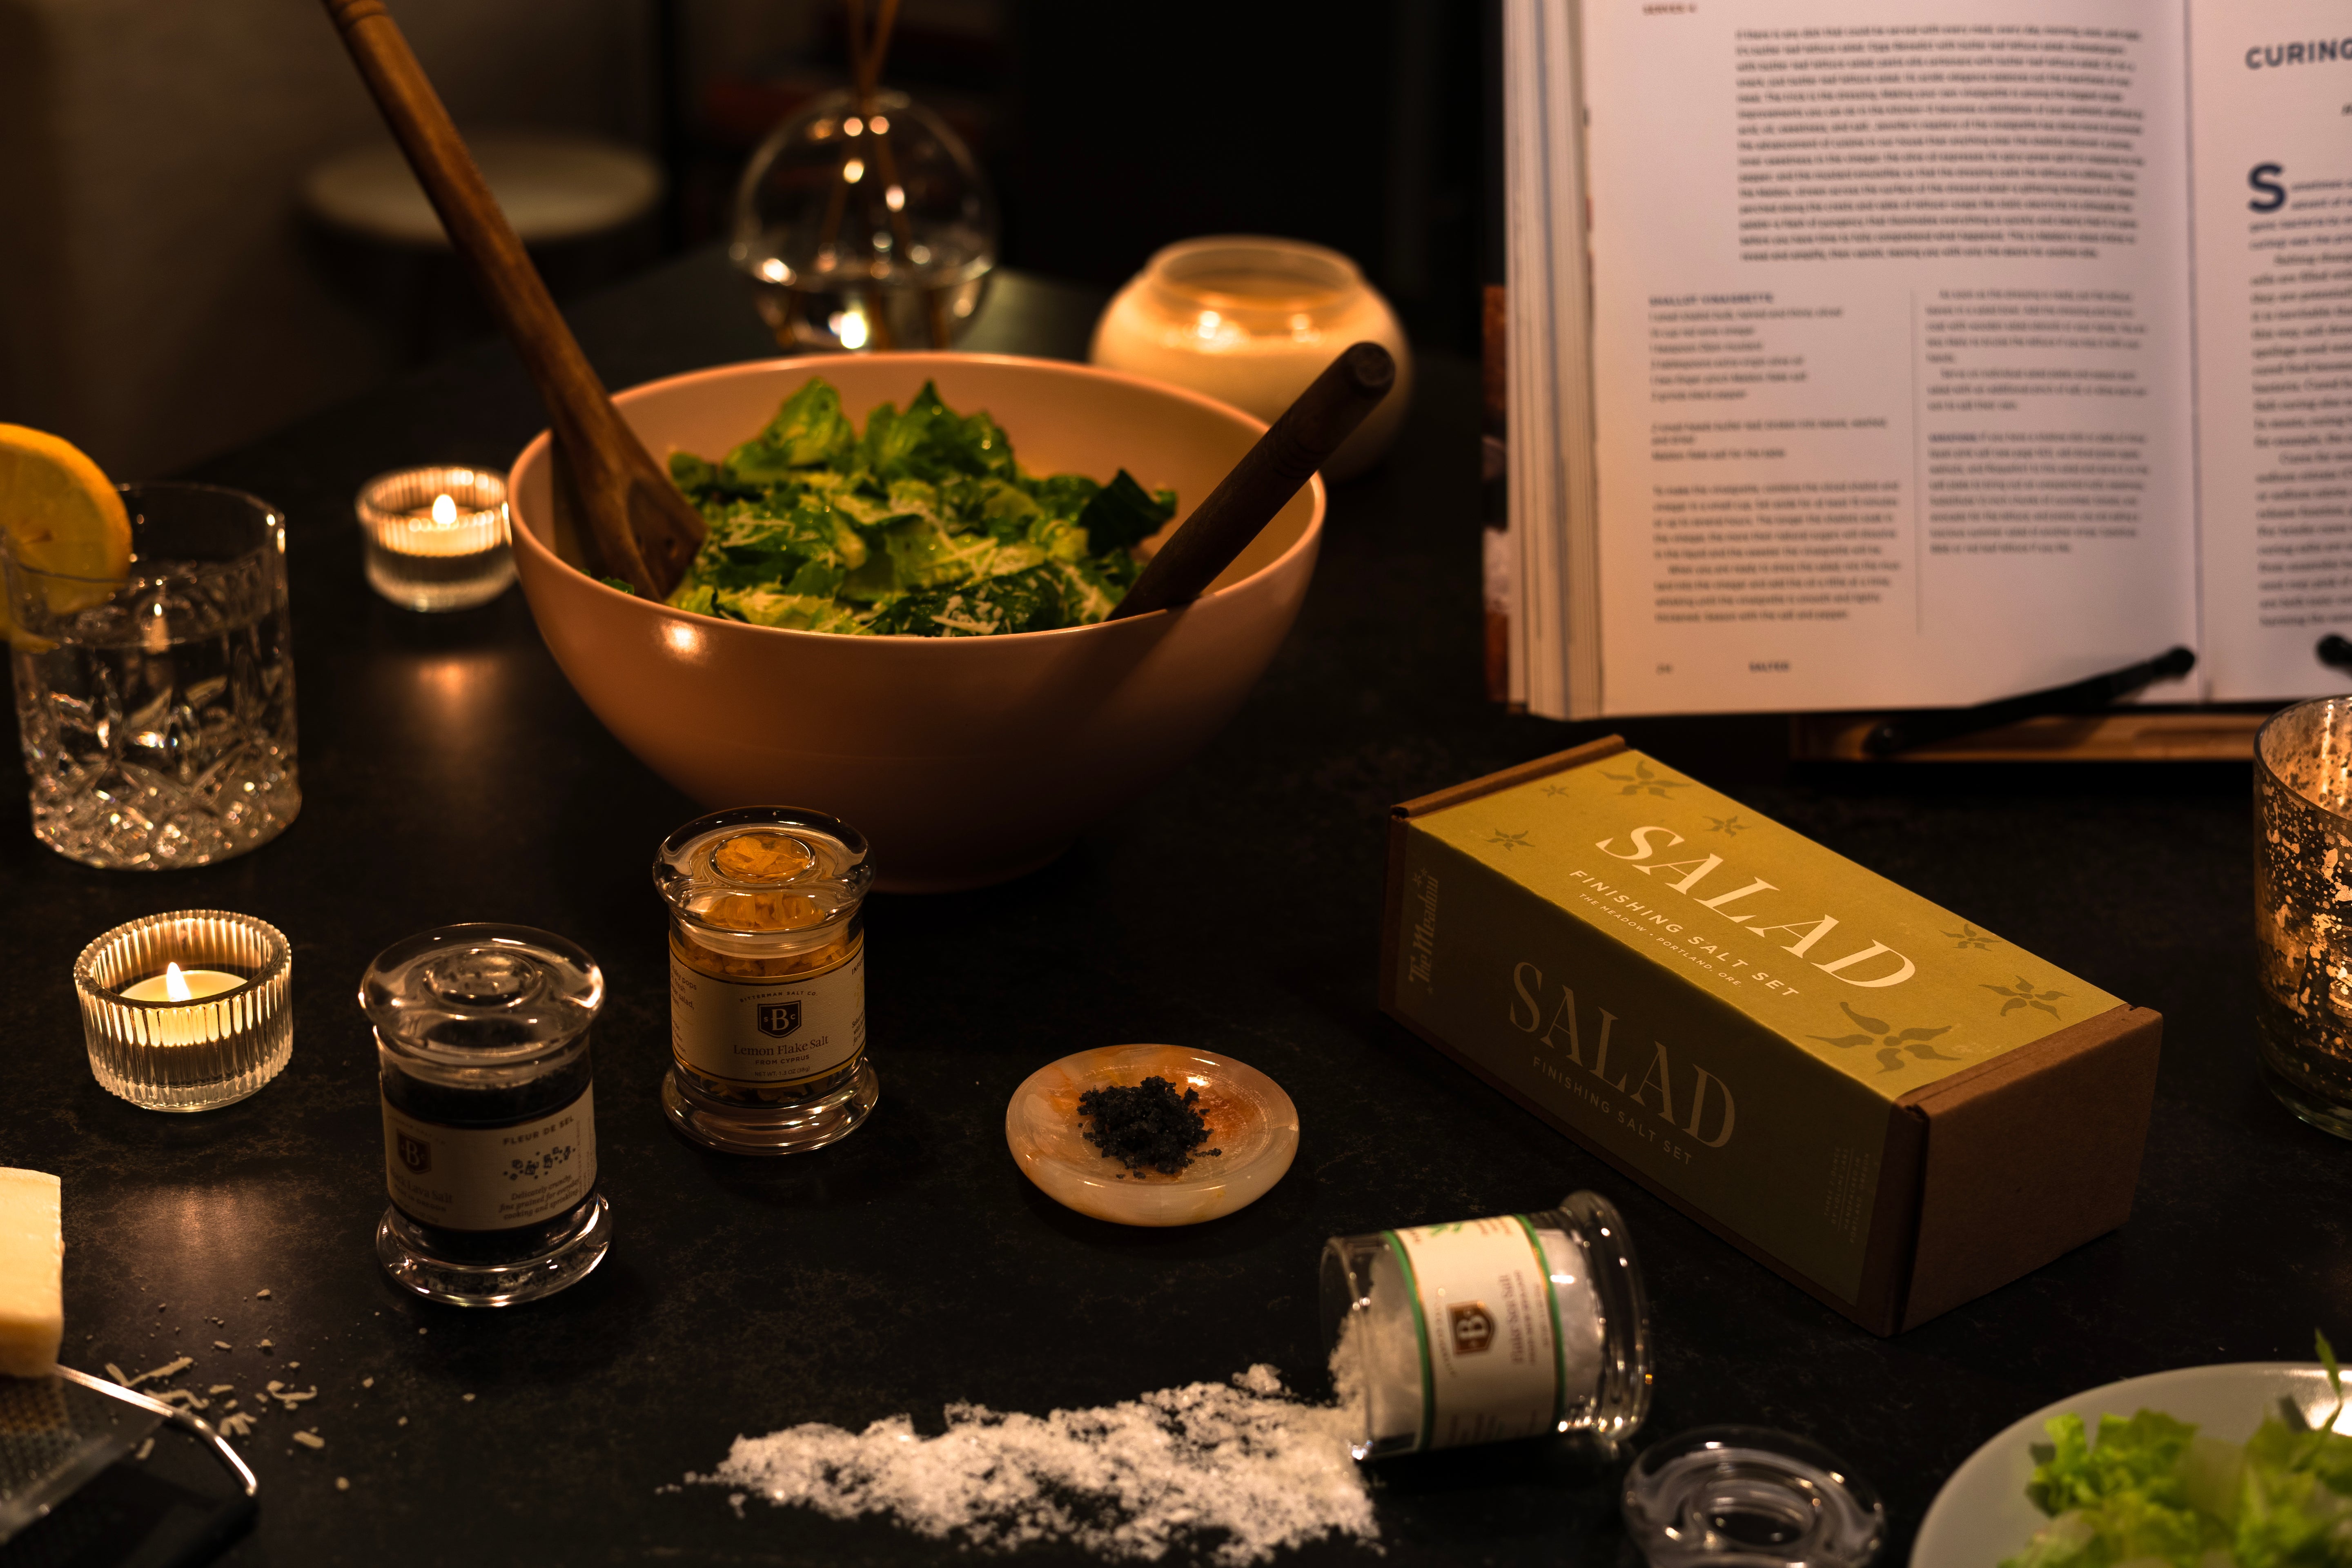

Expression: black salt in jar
xmin=363 ymin=924 xmax=611 ymax=1307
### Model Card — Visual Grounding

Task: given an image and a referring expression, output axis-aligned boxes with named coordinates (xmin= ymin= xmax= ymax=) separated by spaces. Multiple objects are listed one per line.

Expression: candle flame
xmin=163 ymin=961 xmax=192 ymax=1002
xmin=431 ymin=493 xmax=457 ymax=526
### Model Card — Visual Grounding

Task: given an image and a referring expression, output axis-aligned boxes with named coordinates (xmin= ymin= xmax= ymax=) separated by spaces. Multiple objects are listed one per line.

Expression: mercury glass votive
xmin=74 ymin=911 xmax=294 ymax=1111
xmin=2255 ymin=696 xmax=2352 ymax=1138
xmin=355 ymin=467 xmax=512 ymax=612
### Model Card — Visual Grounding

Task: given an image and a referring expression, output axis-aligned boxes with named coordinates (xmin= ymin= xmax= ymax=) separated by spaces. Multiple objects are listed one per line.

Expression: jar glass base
xmin=662 ymin=1060 xmax=878 ymax=1155
xmin=376 ymin=1193 xmax=611 ymax=1307
xmin=2259 ymin=1051 xmax=2352 ymax=1140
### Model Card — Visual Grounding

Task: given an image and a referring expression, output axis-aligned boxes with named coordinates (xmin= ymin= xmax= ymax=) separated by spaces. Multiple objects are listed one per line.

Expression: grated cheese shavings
xmin=120 ymin=1356 xmax=194 ymax=1388
xmin=291 ymin=1430 xmax=325 ymax=1449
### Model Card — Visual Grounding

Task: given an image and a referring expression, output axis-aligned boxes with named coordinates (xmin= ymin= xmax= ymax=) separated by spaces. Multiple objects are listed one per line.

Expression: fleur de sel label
xmin=382 ymin=1086 xmax=596 ymax=1232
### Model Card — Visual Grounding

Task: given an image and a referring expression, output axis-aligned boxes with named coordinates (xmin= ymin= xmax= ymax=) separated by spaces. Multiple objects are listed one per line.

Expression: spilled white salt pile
xmin=696 ymin=1364 xmax=1375 ymax=1563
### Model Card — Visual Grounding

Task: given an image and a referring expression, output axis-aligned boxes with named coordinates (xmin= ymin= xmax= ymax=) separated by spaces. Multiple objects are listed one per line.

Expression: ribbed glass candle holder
xmin=74 ymin=911 xmax=294 ymax=1111
xmin=355 ymin=466 xmax=512 ymax=612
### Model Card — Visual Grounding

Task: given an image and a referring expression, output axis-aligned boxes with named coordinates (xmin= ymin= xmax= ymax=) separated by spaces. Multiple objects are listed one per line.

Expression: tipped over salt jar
xmin=1319 ymin=1190 xmax=1650 ymax=1459
xmin=655 ymin=806 xmax=876 ymax=1156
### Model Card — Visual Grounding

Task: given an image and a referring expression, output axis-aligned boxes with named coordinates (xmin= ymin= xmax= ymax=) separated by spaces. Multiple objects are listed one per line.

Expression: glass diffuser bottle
xmin=729 ymin=88 xmax=996 ymax=352
xmin=655 ymin=806 xmax=877 ymax=1154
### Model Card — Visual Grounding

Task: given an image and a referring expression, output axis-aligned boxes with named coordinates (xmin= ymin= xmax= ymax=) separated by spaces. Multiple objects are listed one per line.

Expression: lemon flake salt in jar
xmin=656 ymin=806 xmax=876 ymax=1154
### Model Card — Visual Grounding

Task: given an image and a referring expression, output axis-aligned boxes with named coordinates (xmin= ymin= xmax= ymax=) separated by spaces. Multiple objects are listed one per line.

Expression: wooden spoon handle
xmin=1107 ymin=343 xmax=1394 ymax=621
xmin=317 ymin=0 xmax=702 ymax=594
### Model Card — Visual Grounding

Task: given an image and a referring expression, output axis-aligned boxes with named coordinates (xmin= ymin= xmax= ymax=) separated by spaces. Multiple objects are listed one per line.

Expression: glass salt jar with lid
xmin=655 ymin=806 xmax=876 ymax=1155
xmin=363 ymin=924 xmax=610 ymax=1307
xmin=1320 ymin=1190 xmax=1651 ymax=1459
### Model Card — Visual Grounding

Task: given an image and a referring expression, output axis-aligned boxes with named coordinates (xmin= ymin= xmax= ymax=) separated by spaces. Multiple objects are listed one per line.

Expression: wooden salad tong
xmin=318 ymin=0 xmax=702 ymax=598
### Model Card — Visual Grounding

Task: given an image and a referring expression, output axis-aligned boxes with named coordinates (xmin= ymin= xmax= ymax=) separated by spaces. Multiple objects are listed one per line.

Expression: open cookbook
xmin=1496 ymin=0 xmax=2352 ymax=719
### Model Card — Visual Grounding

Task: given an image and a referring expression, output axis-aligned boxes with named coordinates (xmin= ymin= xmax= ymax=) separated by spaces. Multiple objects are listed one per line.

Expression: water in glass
xmin=6 ymin=483 xmax=299 ymax=870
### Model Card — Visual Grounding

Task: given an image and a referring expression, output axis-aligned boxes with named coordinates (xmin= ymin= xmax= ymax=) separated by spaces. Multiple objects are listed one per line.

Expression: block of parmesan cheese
xmin=0 ymin=1168 xmax=62 ymax=1378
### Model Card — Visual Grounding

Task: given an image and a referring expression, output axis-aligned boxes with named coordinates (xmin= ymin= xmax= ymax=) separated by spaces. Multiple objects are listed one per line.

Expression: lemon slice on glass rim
xmin=0 ymin=424 xmax=132 ymax=643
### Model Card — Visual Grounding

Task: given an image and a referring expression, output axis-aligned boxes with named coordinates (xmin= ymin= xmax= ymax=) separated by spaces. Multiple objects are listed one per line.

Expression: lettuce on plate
xmin=660 ymin=379 xmax=1176 ymax=637
xmin=2004 ymin=1334 xmax=2352 ymax=1568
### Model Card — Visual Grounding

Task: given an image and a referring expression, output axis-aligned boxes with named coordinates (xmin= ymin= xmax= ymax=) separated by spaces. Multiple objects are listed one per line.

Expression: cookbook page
xmin=2189 ymin=1 xmax=2352 ymax=699
xmin=1580 ymin=0 xmax=2199 ymax=715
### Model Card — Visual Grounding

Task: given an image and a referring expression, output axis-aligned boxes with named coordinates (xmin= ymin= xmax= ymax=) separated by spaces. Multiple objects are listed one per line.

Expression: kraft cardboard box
xmin=1378 ymin=737 xmax=2162 ymax=1335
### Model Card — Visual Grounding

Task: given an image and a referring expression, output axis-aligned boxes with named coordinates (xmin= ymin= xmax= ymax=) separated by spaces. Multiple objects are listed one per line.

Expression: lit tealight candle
xmin=75 ymin=913 xmax=294 ymax=1111
xmin=355 ymin=466 xmax=515 ymax=612
xmin=119 ymin=961 xmax=246 ymax=1004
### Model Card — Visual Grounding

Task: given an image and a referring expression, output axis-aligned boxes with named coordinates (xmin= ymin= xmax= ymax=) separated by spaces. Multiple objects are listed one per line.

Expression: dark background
xmin=655 ymin=0 xmax=1491 ymax=355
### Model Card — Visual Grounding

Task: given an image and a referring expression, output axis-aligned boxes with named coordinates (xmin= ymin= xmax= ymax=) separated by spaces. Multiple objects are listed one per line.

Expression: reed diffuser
xmin=729 ymin=0 xmax=999 ymax=352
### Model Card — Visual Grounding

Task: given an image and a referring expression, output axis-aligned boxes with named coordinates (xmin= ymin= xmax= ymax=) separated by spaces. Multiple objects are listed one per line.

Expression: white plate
xmin=1915 ymin=1361 xmax=2346 ymax=1567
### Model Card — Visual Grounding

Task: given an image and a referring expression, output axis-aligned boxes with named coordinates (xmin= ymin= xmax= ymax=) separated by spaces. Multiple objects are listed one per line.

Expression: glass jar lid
xmin=655 ymin=806 xmax=873 ymax=940
xmin=360 ymin=924 xmax=603 ymax=1065
xmin=1621 ymin=1426 xmax=1884 ymax=1568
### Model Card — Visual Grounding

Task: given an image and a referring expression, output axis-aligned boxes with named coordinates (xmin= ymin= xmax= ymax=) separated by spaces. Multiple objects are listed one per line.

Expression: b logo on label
xmin=1448 ymin=1301 xmax=1494 ymax=1354
xmin=397 ymin=1132 xmax=432 ymax=1174
xmin=757 ymin=1001 xmax=802 ymax=1039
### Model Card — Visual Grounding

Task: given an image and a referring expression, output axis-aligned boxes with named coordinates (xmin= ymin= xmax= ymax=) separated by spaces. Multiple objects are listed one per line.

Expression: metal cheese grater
xmin=0 ymin=1368 xmax=255 ymax=1544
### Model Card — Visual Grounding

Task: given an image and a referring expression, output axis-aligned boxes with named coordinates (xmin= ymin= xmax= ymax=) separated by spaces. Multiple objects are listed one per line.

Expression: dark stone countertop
xmin=1 ymin=251 xmax=2344 ymax=1566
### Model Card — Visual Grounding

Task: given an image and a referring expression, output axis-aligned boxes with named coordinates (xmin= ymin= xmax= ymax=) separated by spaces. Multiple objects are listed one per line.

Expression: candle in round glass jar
xmin=1089 ymin=236 xmax=1413 ymax=481
xmin=354 ymin=466 xmax=512 ymax=612
xmin=654 ymin=806 xmax=876 ymax=1155
xmin=362 ymin=923 xmax=610 ymax=1307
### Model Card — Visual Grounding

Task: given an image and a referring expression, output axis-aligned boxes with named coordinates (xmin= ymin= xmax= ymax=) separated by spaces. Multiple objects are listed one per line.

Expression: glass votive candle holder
xmin=2254 ymin=695 xmax=2352 ymax=1137
xmin=74 ymin=911 xmax=294 ymax=1112
xmin=355 ymin=467 xmax=512 ymax=612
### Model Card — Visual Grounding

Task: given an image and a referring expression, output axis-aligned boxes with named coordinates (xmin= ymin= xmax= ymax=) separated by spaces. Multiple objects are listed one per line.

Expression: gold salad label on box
xmin=1392 ymin=750 xmax=2116 ymax=1301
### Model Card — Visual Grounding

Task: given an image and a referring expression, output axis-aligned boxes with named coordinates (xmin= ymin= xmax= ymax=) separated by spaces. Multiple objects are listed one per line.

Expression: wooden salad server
xmin=318 ymin=0 xmax=703 ymax=598
xmin=1109 ymin=343 xmax=1394 ymax=620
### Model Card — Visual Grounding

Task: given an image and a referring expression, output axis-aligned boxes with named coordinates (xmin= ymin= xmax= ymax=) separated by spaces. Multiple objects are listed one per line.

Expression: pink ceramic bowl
xmin=508 ymin=353 xmax=1323 ymax=892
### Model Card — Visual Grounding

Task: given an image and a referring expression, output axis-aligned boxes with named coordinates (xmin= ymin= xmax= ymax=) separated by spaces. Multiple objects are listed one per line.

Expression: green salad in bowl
xmin=2007 ymin=1335 xmax=2352 ymax=1568
xmin=657 ymin=377 xmax=1177 ymax=637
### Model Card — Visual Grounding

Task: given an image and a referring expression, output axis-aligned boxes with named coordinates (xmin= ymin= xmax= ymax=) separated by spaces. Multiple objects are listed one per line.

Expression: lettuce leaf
xmin=1075 ymin=469 xmax=1178 ymax=553
xmin=2004 ymin=1335 xmax=2352 ymax=1568
xmin=664 ymin=376 xmax=1167 ymax=635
